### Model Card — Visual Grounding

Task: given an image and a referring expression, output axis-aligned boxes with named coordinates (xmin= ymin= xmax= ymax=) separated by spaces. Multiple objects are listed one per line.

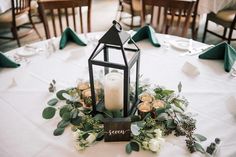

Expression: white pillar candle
xmin=104 ymin=72 xmax=123 ymax=111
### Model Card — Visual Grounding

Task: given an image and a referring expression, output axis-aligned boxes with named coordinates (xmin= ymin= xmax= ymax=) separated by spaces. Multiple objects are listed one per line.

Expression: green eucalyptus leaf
xmin=83 ymin=109 xmax=93 ymax=115
xmin=126 ymin=143 xmax=132 ymax=154
xmin=193 ymin=134 xmax=207 ymax=142
xmin=157 ymin=113 xmax=168 ymax=121
xmin=172 ymin=99 xmax=185 ymax=111
xmin=73 ymin=101 xmax=83 ymax=108
xmin=94 ymin=114 xmax=104 ymax=122
xmin=112 ymin=111 xmax=122 ymax=118
xmin=155 ymin=108 xmax=166 ymax=115
xmin=165 ymin=104 xmax=171 ymax=109
xmin=136 ymin=121 xmax=145 ymax=128
xmin=70 ymin=116 xmax=82 ymax=125
xmin=62 ymin=112 xmax=71 ymax=121
xmin=53 ymin=127 xmax=65 ymax=136
xmin=103 ymin=110 xmax=113 ymax=118
xmin=62 ymin=93 xmax=72 ymax=100
xmin=47 ymin=98 xmax=58 ymax=106
xmin=170 ymin=104 xmax=183 ymax=113
xmin=143 ymin=112 xmax=151 ymax=120
xmin=131 ymin=115 xmax=141 ymax=122
xmin=162 ymin=89 xmax=174 ymax=96
xmin=96 ymin=102 xmax=105 ymax=112
xmin=194 ymin=142 xmax=205 ymax=153
xmin=71 ymin=109 xmax=78 ymax=119
xmin=42 ymin=107 xmax=56 ymax=119
xmin=130 ymin=141 xmax=139 ymax=152
xmin=84 ymin=123 xmax=93 ymax=131
xmin=96 ymin=131 xmax=104 ymax=141
xmin=59 ymin=106 xmax=70 ymax=117
xmin=166 ymin=119 xmax=176 ymax=129
xmin=57 ymin=120 xmax=70 ymax=128
xmin=56 ymin=90 xmax=68 ymax=100
xmin=178 ymin=82 xmax=182 ymax=93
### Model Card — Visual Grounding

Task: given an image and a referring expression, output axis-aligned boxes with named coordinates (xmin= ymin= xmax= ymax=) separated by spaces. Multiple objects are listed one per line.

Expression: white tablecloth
xmin=198 ymin=0 xmax=236 ymax=14
xmin=0 ymin=32 xmax=236 ymax=157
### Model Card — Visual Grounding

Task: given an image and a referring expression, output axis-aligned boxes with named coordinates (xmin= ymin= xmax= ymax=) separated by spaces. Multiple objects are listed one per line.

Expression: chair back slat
xmin=79 ymin=8 xmax=84 ymax=33
xmin=58 ymin=9 xmax=63 ymax=34
xmin=50 ymin=9 xmax=57 ymax=37
xmin=12 ymin=0 xmax=30 ymax=15
xmin=38 ymin=0 xmax=91 ymax=39
xmin=72 ymin=7 xmax=77 ymax=32
xmin=142 ymin=0 xmax=196 ymax=37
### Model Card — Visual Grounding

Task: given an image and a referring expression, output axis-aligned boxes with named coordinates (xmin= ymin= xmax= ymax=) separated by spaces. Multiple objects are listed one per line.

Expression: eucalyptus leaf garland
xmin=42 ymin=81 xmax=212 ymax=155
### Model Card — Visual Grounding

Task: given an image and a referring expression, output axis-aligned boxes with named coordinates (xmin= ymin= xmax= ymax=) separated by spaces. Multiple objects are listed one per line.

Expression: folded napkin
xmin=199 ymin=42 xmax=236 ymax=72
xmin=128 ymin=25 xmax=161 ymax=47
xmin=0 ymin=53 xmax=20 ymax=68
xmin=59 ymin=27 xmax=87 ymax=49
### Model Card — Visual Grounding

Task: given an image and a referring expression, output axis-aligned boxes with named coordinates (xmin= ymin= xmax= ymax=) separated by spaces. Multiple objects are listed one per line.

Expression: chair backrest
xmin=38 ymin=0 xmax=91 ymax=39
xmin=12 ymin=0 xmax=31 ymax=15
xmin=122 ymin=0 xmax=135 ymax=15
xmin=11 ymin=0 xmax=31 ymax=25
xmin=142 ymin=0 xmax=196 ymax=37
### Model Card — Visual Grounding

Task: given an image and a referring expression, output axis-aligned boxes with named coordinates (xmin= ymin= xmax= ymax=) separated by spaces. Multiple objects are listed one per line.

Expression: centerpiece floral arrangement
xmin=42 ymin=79 xmax=216 ymax=155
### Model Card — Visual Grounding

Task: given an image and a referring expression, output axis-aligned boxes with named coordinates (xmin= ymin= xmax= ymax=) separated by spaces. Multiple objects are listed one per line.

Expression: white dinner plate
xmin=16 ymin=48 xmax=37 ymax=57
xmin=170 ymin=39 xmax=190 ymax=51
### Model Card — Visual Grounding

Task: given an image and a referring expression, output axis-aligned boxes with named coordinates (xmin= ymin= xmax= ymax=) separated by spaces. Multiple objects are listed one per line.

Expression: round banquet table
xmin=0 ymin=32 xmax=236 ymax=157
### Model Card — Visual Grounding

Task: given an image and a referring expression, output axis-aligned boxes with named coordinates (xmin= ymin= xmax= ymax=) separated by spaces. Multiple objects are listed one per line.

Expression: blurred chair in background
xmin=118 ymin=0 xmax=152 ymax=29
xmin=38 ymin=0 xmax=91 ymax=39
xmin=202 ymin=10 xmax=236 ymax=44
xmin=0 ymin=0 xmax=41 ymax=47
xmin=141 ymin=0 xmax=196 ymax=37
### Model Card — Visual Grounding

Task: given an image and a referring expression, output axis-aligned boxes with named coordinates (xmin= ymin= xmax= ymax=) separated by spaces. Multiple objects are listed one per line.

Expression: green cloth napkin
xmin=128 ymin=25 xmax=161 ymax=47
xmin=0 ymin=52 xmax=20 ymax=68
xmin=59 ymin=27 xmax=87 ymax=49
xmin=199 ymin=42 xmax=236 ymax=72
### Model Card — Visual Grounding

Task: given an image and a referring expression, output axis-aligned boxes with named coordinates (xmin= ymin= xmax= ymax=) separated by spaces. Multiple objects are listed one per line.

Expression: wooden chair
xmin=141 ymin=0 xmax=196 ymax=37
xmin=38 ymin=0 xmax=91 ymax=39
xmin=202 ymin=10 xmax=236 ymax=44
xmin=118 ymin=0 xmax=152 ymax=29
xmin=0 ymin=0 xmax=42 ymax=47
xmin=167 ymin=0 xmax=200 ymax=39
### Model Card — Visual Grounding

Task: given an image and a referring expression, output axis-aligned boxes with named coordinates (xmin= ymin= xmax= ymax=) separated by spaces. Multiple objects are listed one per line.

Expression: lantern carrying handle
xmin=112 ymin=20 xmax=122 ymax=32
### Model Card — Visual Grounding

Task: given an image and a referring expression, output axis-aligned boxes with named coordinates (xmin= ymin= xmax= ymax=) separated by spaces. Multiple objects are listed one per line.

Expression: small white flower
xmin=86 ymin=133 xmax=97 ymax=144
xmin=154 ymin=129 xmax=162 ymax=139
xmin=75 ymin=142 xmax=84 ymax=151
xmin=142 ymin=141 xmax=149 ymax=150
xmin=72 ymin=129 xmax=81 ymax=139
xmin=149 ymin=139 xmax=161 ymax=152
xmin=72 ymin=131 xmax=78 ymax=140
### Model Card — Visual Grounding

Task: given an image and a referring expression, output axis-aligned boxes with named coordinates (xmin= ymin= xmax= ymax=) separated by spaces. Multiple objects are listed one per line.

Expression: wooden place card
xmin=104 ymin=117 xmax=131 ymax=142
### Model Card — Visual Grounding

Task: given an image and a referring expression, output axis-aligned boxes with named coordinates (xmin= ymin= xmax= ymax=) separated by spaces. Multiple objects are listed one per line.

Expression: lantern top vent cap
xmin=99 ymin=20 xmax=130 ymax=46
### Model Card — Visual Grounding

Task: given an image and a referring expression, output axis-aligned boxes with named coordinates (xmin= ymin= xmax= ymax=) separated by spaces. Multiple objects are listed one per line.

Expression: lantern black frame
xmin=88 ymin=21 xmax=140 ymax=117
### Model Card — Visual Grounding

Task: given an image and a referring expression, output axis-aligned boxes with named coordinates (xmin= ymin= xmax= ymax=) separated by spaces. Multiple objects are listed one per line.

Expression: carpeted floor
xmin=0 ymin=0 xmax=235 ymax=52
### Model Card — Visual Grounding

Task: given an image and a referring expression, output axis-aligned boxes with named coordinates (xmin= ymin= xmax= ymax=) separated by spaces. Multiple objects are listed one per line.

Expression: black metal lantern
xmin=88 ymin=21 xmax=140 ymax=117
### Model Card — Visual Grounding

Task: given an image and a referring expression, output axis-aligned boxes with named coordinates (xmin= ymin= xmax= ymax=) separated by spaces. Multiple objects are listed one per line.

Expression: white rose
xmin=75 ymin=142 xmax=84 ymax=151
xmin=154 ymin=129 xmax=162 ymax=139
xmin=149 ymin=139 xmax=161 ymax=152
xmin=86 ymin=133 xmax=97 ymax=144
